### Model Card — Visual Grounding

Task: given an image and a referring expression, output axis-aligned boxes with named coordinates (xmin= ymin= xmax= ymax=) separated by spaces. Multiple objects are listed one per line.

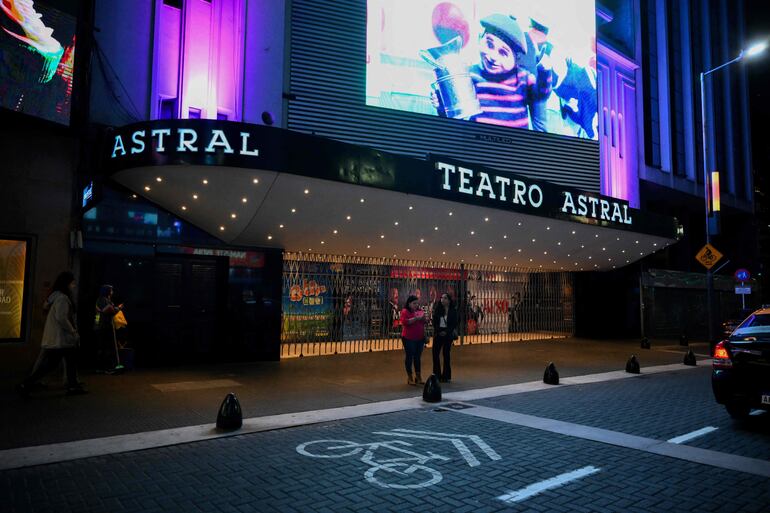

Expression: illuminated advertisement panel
xmin=0 ymin=239 xmax=28 ymax=340
xmin=0 ymin=0 xmax=77 ymax=125
xmin=367 ymin=0 xmax=597 ymax=139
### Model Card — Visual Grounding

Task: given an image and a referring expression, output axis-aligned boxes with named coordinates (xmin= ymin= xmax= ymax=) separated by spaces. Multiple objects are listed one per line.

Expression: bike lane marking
xmin=497 ymin=466 xmax=601 ymax=504
xmin=667 ymin=426 xmax=718 ymax=444
xmin=448 ymin=404 xmax=770 ymax=478
xmin=372 ymin=429 xmax=501 ymax=467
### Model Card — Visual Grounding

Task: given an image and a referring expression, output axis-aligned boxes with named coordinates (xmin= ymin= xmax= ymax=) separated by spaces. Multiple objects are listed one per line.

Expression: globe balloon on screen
xmin=431 ymin=2 xmax=470 ymax=47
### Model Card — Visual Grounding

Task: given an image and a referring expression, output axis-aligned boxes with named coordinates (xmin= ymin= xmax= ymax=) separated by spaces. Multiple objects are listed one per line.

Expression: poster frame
xmin=0 ymin=235 xmax=34 ymax=343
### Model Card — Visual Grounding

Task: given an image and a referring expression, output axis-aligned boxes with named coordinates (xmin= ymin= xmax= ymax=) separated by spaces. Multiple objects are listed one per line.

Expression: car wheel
xmin=725 ymin=402 xmax=752 ymax=419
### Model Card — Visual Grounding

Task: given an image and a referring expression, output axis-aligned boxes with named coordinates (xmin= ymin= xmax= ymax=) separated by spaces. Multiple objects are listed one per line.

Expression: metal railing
xmin=282 ymin=253 xmax=574 ymax=358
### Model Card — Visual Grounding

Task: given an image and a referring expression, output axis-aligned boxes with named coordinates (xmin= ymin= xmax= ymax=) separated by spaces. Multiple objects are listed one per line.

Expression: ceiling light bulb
xmin=434 ymin=226 xmax=438 ymax=231
xmin=409 ymin=206 xmax=413 ymax=210
xmin=484 ymin=217 xmax=489 ymax=222
xmin=531 ymin=239 xmax=536 ymax=242
xmin=242 ymin=197 xmax=248 ymax=203
xmin=546 ymin=226 xmax=550 ymax=230
xmin=193 ymin=194 xmax=198 ymax=199
xmin=470 ymin=231 xmax=475 ymax=235
xmin=442 ymin=251 xmax=446 ymax=255
xmin=456 ymin=242 xmax=460 ymax=246
xmin=489 ymin=246 xmax=493 ymax=250
xmin=144 ymin=186 xmax=151 ymax=191
xmin=367 ymin=245 xmax=371 ymax=248
xmin=181 ymin=206 xmax=187 ymax=211
xmin=219 ymin=226 xmax=225 ymax=231
xmin=571 ymin=231 xmax=576 ymax=235
xmin=304 ymin=189 xmax=309 ymax=194
xmin=291 ymin=208 xmax=296 ymax=213
xmin=279 ymin=224 xmax=284 ymax=228
xmin=203 ymin=179 xmax=208 ymax=185
xmin=517 ymin=249 xmax=522 ymax=252
xmin=420 ymin=238 xmax=424 ymax=243
xmin=346 ymin=215 xmax=351 ymax=220
xmin=231 ymin=213 xmax=237 ymax=219
xmin=253 ymin=179 xmax=259 ymax=184
xmin=333 ymin=229 xmax=338 ymax=234
xmin=394 ymin=222 xmax=399 ymax=226
xmin=448 ymin=212 xmax=453 ymax=216
xmin=156 ymin=177 xmax=162 ymax=182
xmin=267 ymin=235 xmax=272 ymax=240
xmin=380 ymin=234 xmax=385 ymax=239
xmin=503 ymin=235 xmax=508 ymax=239
xmin=321 ymin=241 xmax=325 ymax=244
xmin=360 ymin=198 xmax=365 ymax=203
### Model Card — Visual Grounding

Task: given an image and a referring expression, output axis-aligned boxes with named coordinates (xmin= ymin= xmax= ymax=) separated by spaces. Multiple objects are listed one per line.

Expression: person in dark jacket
xmin=432 ymin=293 xmax=458 ymax=383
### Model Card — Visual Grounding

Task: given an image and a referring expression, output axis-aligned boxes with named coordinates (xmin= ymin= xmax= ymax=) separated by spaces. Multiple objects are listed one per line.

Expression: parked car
xmin=712 ymin=306 xmax=770 ymax=419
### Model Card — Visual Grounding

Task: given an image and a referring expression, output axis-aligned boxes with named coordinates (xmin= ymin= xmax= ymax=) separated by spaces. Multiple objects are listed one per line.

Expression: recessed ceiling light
xmin=308 ymin=248 xmax=312 ymax=251
xmin=279 ymin=224 xmax=284 ymax=228
xmin=448 ymin=212 xmax=453 ymax=216
xmin=144 ymin=186 xmax=151 ymax=191
xmin=475 ymin=254 xmax=479 ymax=257
xmin=517 ymin=222 xmax=522 ymax=226
xmin=517 ymin=249 xmax=522 ymax=253
xmin=588 ymin=256 xmax=592 ymax=259
xmin=354 ymin=251 xmax=357 ymax=255
xmin=635 ymin=240 xmax=639 ymax=244
xmin=333 ymin=229 xmax=338 ymax=234
xmin=291 ymin=208 xmax=296 ymax=213
xmin=321 ymin=241 xmax=325 ymax=244
xmin=434 ymin=226 xmax=438 ymax=231
xmin=653 ymin=243 xmax=658 ymax=246
xmin=484 ymin=217 xmax=489 ymax=222
xmin=360 ymin=198 xmax=365 ymax=203
xmin=608 ymin=258 xmax=612 ymax=261
xmin=346 ymin=215 xmax=351 ymax=220
xmin=503 ymin=235 xmax=508 ymax=239
xmin=622 ymin=250 xmax=626 ymax=253
xmin=367 ymin=245 xmax=371 ymax=248
xmin=242 ymin=197 xmax=248 ymax=203
xmin=470 ymin=231 xmax=475 ymax=235
xmin=304 ymin=189 xmax=309 ymax=194
xmin=553 ymin=260 xmax=556 ymax=264
xmin=156 ymin=177 xmax=162 ymax=182
xmin=267 ymin=235 xmax=272 ymax=240
xmin=420 ymin=238 xmax=424 ymax=243
xmin=442 ymin=251 xmax=446 ymax=255
xmin=529 ymin=258 xmax=533 ymax=262
xmin=456 ymin=242 xmax=460 ymax=246
xmin=531 ymin=239 xmax=536 ymax=242
xmin=557 ymin=242 xmax=562 ymax=245
xmin=504 ymin=257 xmax=507 ymax=260
xmin=580 ymin=245 xmax=585 ymax=248
xmin=131 ymin=194 xmax=137 ymax=199
xmin=231 ymin=213 xmax=237 ymax=219
xmin=595 ymin=234 xmax=599 ymax=238
xmin=393 ymin=254 xmax=397 ymax=257
xmin=253 ymin=178 xmax=259 ymax=184
xmin=219 ymin=226 xmax=225 ymax=231
xmin=602 ymin=247 xmax=606 ymax=251
xmin=181 ymin=206 xmax=187 ymax=210
xmin=571 ymin=230 xmax=576 ymax=235
xmin=394 ymin=221 xmax=399 ymax=226
xmin=489 ymin=246 xmax=493 ymax=250
xmin=616 ymin=237 xmax=620 ymax=241
xmin=544 ymin=251 xmax=548 ymax=255
xmin=409 ymin=206 xmax=413 ymax=210
xmin=407 ymin=248 xmax=411 ymax=252
xmin=202 ymin=179 xmax=208 ymax=185
xmin=193 ymin=194 xmax=198 ymax=199
xmin=546 ymin=226 xmax=550 ymax=230
xmin=380 ymin=234 xmax=385 ymax=239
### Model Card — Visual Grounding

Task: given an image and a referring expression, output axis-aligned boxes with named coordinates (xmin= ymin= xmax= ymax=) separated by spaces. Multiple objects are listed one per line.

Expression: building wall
xmin=0 ymin=118 xmax=79 ymax=373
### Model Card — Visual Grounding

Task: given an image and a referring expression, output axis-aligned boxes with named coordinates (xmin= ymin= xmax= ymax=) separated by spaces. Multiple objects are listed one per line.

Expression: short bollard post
xmin=640 ymin=337 xmax=651 ymax=349
xmin=679 ymin=334 xmax=688 ymax=347
xmin=543 ymin=362 xmax=559 ymax=385
xmin=216 ymin=392 xmax=243 ymax=430
xmin=626 ymin=355 xmax=640 ymax=374
xmin=423 ymin=374 xmax=442 ymax=403
xmin=683 ymin=349 xmax=697 ymax=366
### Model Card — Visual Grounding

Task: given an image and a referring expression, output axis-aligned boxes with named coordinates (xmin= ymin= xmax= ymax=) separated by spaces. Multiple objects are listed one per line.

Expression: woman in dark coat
xmin=432 ymin=293 xmax=458 ymax=383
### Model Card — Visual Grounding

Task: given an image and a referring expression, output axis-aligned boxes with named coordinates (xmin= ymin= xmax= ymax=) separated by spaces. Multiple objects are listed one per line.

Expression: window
xmin=159 ymin=98 xmax=177 ymax=120
xmin=640 ymin=0 xmax=661 ymax=168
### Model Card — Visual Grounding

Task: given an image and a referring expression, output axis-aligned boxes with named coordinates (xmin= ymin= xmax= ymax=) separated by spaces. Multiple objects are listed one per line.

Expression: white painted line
xmin=0 ymin=361 xmax=704 ymax=471
xmin=667 ymin=426 xmax=718 ymax=444
xmin=498 ymin=466 xmax=601 ymax=503
xmin=390 ymin=429 xmax=501 ymax=461
xmin=452 ymin=404 xmax=770 ymax=478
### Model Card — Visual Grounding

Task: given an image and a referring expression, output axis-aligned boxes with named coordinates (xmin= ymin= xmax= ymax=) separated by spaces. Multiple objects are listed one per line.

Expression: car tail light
xmin=713 ymin=341 xmax=732 ymax=368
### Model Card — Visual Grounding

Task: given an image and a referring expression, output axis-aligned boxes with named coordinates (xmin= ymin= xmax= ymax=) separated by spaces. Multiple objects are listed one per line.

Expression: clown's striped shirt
xmin=469 ymin=65 xmax=552 ymax=128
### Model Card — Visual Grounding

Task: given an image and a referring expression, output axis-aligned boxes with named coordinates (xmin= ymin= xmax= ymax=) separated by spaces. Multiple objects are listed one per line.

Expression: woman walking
xmin=16 ymin=271 xmax=86 ymax=397
xmin=432 ymin=293 xmax=458 ymax=383
xmin=401 ymin=295 xmax=427 ymax=385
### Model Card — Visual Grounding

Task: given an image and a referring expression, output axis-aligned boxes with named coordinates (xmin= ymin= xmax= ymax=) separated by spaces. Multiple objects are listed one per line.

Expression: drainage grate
xmin=444 ymin=403 xmax=475 ymax=410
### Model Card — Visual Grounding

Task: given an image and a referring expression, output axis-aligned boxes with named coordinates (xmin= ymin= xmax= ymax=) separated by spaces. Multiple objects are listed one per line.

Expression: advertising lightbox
xmin=0 ymin=239 xmax=29 ymax=341
xmin=367 ymin=0 xmax=597 ymax=139
xmin=0 ymin=0 xmax=77 ymax=125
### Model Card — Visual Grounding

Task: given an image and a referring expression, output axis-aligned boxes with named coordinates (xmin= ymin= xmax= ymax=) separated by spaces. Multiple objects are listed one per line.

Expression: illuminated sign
xmin=436 ymin=160 xmax=632 ymax=225
xmin=82 ymin=181 xmax=94 ymax=208
xmin=0 ymin=239 xmax=28 ymax=340
xmin=111 ymin=127 xmax=260 ymax=159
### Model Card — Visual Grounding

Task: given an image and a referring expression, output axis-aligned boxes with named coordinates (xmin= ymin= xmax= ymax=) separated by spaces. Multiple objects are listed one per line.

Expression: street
xmin=2 ymin=364 xmax=769 ymax=512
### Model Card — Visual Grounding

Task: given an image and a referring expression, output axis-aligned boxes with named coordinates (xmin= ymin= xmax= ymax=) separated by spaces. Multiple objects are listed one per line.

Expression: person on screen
xmin=432 ymin=14 xmax=553 ymax=130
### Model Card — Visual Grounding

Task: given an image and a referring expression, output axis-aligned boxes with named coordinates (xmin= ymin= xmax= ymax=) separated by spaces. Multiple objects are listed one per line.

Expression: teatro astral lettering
xmin=111 ymin=126 xmax=260 ymax=159
xmin=436 ymin=161 xmax=632 ymax=225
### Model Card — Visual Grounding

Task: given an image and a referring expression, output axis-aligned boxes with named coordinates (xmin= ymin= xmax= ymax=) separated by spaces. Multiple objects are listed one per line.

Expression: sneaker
xmin=65 ymin=386 xmax=88 ymax=396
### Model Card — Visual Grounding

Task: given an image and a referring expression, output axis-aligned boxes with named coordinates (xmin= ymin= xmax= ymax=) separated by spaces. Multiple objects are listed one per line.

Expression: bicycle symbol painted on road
xmin=296 ymin=429 xmax=501 ymax=489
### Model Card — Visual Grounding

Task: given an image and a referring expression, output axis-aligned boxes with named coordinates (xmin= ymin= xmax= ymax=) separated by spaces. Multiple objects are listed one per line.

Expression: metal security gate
xmin=282 ymin=253 xmax=574 ymax=358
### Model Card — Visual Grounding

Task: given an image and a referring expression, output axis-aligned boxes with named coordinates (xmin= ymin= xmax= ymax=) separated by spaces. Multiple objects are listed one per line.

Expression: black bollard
xmin=683 ymin=349 xmax=697 ymax=366
xmin=679 ymin=334 xmax=688 ymax=347
xmin=216 ymin=392 xmax=243 ymax=430
xmin=626 ymin=355 xmax=641 ymax=374
xmin=543 ymin=362 xmax=559 ymax=385
xmin=423 ymin=374 xmax=442 ymax=403
xmin=640 ymin=337 xmax=650 ymax=349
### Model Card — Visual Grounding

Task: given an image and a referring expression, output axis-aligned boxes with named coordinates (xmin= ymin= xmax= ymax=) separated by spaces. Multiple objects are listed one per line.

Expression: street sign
xmin=735 ymin=268 xmax=751 ymax=281
xmin=735 ymin=287 xmax=751 ymax=295
xmin=695 ymin=244 xmax=724 ymax=269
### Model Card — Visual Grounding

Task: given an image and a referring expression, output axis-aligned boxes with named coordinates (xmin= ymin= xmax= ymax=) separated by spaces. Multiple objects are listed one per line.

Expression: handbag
xmin=113 ymin=310 xmax=128 ymax=330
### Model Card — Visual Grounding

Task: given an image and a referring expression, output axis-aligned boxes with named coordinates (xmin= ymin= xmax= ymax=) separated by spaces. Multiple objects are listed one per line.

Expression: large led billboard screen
xmin=367 ymin=0 xmax=597 ymax=140
xmin=0 ymin=0 xmax=77 ymax=125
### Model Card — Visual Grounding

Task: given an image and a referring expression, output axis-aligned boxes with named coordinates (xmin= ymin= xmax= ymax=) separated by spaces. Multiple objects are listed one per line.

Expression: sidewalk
xmin=0 ymin=337 xmax=708 ymax=451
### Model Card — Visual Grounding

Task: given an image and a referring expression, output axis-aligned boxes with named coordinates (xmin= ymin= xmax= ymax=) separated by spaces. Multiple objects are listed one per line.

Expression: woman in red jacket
xmin=401 ymin=295 xmax=427 ymax=386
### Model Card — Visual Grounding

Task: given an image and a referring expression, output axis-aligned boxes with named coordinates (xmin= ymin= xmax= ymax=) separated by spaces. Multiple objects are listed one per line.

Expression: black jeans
xmin=401 ymin=337 xmax=424 ymax=374
xmin=432 ymin=334 xmax=452 ymax=379
xmin=96 ymin=328 xmax=116 ymax=370
xmin=24 ymin=348 xmax=79 ymax=388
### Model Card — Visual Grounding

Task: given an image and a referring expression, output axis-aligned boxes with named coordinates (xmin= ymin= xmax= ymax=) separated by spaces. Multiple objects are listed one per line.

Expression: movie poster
xmin=0 ymin=239 xmax=27 ymax=340
xmin=367 ymin=0 xmax=597 ymax=139
xmin=0 ymin=1 xmax=77 ymax=125
xmin=282 ymin=263 xmax=333 ymax=342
